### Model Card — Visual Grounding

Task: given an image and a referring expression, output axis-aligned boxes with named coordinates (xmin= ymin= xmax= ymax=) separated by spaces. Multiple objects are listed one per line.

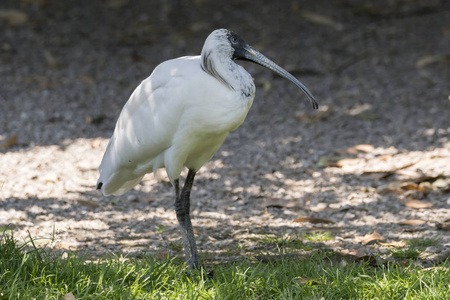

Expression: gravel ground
xmin=1 ymin=0 xmax=449 ymax=263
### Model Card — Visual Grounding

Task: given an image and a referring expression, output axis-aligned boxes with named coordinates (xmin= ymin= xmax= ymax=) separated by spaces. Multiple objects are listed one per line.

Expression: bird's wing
xmin=97 ymin=56 xmax=201 ymax=196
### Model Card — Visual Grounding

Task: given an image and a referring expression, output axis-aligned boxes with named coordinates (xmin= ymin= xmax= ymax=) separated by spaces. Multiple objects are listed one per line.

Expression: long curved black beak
xmin=231 ymin=34 xmax=318 ymax=109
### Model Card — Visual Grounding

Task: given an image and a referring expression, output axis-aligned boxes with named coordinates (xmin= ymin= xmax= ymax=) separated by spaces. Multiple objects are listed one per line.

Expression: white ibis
xmin=96 ymin=29 xmax=318 ymax=269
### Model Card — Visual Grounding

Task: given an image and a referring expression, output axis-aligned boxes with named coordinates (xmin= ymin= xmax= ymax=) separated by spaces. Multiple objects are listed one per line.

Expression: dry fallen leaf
xmin=55 ymin=241 xmax=72 ymax=250
xmin=90 ymin=139 xmax=102 ymax=148
xmin=401 ymin=182 xmax=419 ymax=190
xmin=402 ymin=199 xmax=433 ymax=209
xmin=378 ymin=181 xmax=426 ymax=195
xmin=263 ymin=208 xmax=272 ymax=217
xmin=399 ymin=219 xmax=426 ymax=226
xmin=418 ymin=181 xmax=433 ymax=193
xmin=340 ymin=248 xmax=366 ymax=257
xmin=432 ymin=178 xmax=449 ymax=189
xmin=317 ymin=156 xmax=335 ymax=168
xmin=362 ymin=156 xmax=419 ymax=174
xmin=63 ymin=292 xmax=77 ymax=300
xmin=295 ymin=105 xmax=331 ymax=123
xmin=336 ymin=157 xmax=365 ymax=168
xmin=256 ymin=78 xmax=272 ymax=93
xmin=310 ymin=226 xmax=341 ymax=233
xmin=23 ymin=75 xmax=54 ymax=89
xmin=0 ymin=9 xmax=28 ymax=25
xmin=85 ymin=115 xmax=106 ymax=125
xmin=77 ymin=199 xmax=100 ymax=208
xmin=227 ymin=170 xmax=242 ymax=175
xmin=265 ymin=200 xmax=285 ymax=209
xmin=436 ymin=219 xmax=450 ymax=231
xmin=345 ymin=144 xmax=375 ymax=154
xmin=79 ymin=75 xmax=96 ymax=84
xmin=309 ymin=202 xmax=327 ymax=212
xmin=330 ymin=251 xmax=382 ymax=267
xmin=416 ymin=55 xmax=443 ymax=68
xmin=359 ymin=230 xmax=383 ymax=245
xmin=377 ymin=154 xmax=393 ymax=161
xmin=43 ymin=173 xmax=58 ymax=183
xmin=396 ymin=169 xmax=423 ymax=179
xmin=265 ymin=200 xmax=297 ymax=209
xmin=292 ymin=217 xmax=335 ymax=224
xmin=300 ymin=11 xmax=336 ymax=27
xmin=43 ymin=50 xmax=61 ymax=69
xmin=0 ymin=135 xmax=17 ymax=149
xmin=379 ymin=240 xmax=406 ymax=248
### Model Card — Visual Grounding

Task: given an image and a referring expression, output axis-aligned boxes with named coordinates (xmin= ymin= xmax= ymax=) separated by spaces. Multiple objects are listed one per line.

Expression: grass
xmin=304 ymin=231 xmax=334 ymax=243
xmin=252 ymin=234 xmax=305 ymax=251
xmin=249 ymin=231 xmax=333 ymax=253
xmin=1 ymin=232 xmax=449 ymax=299
xmin=389 ymin=238 xmax=441 ymax=260
xmin=407 ymin=238 xmax=440 ymax=249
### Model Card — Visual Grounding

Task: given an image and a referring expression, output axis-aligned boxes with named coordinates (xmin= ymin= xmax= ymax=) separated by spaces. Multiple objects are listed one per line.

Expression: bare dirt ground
xmin=1 ymin=0 xmax=449 ymax=264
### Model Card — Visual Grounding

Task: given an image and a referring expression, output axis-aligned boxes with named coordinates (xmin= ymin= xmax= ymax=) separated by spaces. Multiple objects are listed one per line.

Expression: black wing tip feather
xmin=96 ymin=182 xmax=103 ymax=190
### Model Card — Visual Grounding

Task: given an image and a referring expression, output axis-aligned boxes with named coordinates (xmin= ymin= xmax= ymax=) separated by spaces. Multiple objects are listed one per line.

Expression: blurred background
xmin=0 ymin=0 xmax=449 ymax=258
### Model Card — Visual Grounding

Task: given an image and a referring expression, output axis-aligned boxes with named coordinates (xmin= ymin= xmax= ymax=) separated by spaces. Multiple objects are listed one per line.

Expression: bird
xmin=96 ymin=29 xmax=318 ymax=269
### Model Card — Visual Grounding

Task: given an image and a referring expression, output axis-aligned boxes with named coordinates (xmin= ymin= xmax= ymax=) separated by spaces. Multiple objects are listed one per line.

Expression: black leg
xmin=180 ymin=169 xmax=199 ymax=268
xmin=174 ymin=178 xmax=191 ymax=266
xmin=174 ymin=169 xmax=199 ymax=269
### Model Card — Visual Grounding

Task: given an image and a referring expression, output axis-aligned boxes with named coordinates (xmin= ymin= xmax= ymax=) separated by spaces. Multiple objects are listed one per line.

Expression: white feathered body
xmin=98 ymin=54 xmax=255 ymax=196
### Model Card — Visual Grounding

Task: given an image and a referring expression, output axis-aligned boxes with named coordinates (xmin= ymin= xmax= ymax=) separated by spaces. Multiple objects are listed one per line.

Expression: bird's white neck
xmin=200 ymin=50 xmax=255 ymax=99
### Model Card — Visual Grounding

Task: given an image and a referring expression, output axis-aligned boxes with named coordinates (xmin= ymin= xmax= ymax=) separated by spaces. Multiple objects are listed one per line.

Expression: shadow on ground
xmin=0 ymin=0 xmax=449 ymax=262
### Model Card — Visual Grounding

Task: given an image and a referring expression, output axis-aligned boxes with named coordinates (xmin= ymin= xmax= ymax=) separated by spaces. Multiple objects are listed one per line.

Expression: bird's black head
xmin=227 ymin=32 xmax=249 ymax=60
xmin=202 ymin=29 xmax=318 ymax=109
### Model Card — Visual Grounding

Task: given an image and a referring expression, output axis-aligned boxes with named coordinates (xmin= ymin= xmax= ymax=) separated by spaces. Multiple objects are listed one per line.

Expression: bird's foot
xmin=184 ymin=265 xmax=214 ymax=279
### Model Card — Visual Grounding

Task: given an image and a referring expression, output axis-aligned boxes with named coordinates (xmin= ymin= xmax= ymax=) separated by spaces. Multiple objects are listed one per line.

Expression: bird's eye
xmin=230 ymin=35 xmax=238 ymax=44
